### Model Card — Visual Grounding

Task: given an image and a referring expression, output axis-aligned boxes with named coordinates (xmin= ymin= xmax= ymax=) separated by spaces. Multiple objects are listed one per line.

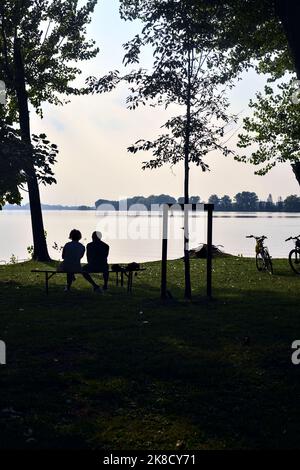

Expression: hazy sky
xmin=28 ymin=0 xmax=300 ymax=206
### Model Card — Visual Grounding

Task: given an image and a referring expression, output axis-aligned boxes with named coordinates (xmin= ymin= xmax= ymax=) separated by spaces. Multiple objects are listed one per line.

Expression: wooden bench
xmin=31 ymin=268 xmax=146 ymax=294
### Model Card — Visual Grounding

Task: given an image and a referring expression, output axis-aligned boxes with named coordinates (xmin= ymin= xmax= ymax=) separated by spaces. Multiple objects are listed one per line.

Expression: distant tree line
xmin=208 ymin=192 xmax=300 ymax=212
xmin=95 ymin=192 xmax=300 ymax=212
xmin=5 ymin=192 xmax=300 ymax=212
xmin=95 ymin=195 xmax=199 ymax=210
xmin=3 ymin=203 xmax=94 ymax=211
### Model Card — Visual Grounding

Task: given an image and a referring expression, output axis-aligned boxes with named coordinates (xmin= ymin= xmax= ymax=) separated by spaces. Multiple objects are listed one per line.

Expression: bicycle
xmin=246 ymin=235 xmax=273 ymax=274
xmin=285 ymin=235 xmax=300 ymax=275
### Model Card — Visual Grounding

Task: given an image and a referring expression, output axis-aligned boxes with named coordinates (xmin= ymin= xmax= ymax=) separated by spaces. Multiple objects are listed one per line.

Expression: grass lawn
xmin=0 ymin=256 xmax=299 ymax=449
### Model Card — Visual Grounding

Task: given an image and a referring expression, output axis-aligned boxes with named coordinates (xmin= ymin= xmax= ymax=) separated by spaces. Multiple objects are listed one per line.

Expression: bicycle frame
xmin=247 ymin=235 xmax=273 ymax=274
xmin=286 ymin=235 xmax=300 ymax=274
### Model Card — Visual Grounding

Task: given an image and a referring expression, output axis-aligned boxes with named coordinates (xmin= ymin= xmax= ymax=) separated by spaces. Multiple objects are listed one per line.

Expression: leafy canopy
xmin=0 ymin=0 xmax=98 ymax=205
xmin=237 ymin=80 xmax=300 ymax=175
xmin=1 ymin=0 xmax=99 ymax=117
xmin=89 ymin=0 xmax=237 ymax=172
xmin=0 ymin=111 xmax=59 ymax=207
xmin=119 ymin=0 xmax=292 ymax=79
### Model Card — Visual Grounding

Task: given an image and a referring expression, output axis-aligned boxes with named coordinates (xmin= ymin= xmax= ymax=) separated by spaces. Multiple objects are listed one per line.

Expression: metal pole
xmin=206 ymin=206 xmax=213 ymax=299
xmin=161 ymin=204 xmax=169 ymax=299
xmin=46 ymin=272 xmax=49 ymax=295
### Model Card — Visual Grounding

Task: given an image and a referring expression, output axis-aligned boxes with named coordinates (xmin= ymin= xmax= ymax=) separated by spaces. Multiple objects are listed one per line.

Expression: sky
xmin=27 ymin=0 xmax=300 ymax=206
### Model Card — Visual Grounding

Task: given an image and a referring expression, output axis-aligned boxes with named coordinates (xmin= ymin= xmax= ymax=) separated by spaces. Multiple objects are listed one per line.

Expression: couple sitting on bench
xmin=59 ymin=229 xmax=109 ymax=292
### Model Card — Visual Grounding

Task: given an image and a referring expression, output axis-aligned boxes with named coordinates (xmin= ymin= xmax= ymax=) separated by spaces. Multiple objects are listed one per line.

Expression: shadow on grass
xmin=1 ymin=261 xmax=300 ymax=449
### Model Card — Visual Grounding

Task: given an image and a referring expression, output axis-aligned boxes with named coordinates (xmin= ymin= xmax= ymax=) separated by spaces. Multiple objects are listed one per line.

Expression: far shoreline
xmin=2 ymin=208 xmax=300 ymax=215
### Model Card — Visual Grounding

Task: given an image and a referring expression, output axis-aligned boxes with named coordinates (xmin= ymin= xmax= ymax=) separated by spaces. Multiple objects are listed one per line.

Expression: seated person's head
xmin=69 ymin=229 xmax=82 ymax=241
xmin=92 ymin=231 xmax=102 ymax=242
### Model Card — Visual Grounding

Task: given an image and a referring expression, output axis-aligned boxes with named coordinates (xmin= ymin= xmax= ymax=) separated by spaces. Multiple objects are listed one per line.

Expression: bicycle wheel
xmin=289 ymin=249 xmax=300 ymax=275
xmin=263 ymin=250 xmax=273 ymax=275
xmin=256 ymin=252 xmax=264 ymax=272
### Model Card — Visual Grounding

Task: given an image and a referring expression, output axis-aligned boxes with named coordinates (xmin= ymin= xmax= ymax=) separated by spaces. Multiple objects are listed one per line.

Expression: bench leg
xmin=127 ymin=272 xmax=133 ymax=293
xmin=46 ymin=272 xmax=49 ymax=295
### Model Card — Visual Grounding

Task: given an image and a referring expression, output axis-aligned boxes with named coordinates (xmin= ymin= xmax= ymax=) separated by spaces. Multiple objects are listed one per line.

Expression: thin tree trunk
xmin=276 ymin=0 xmax=300 ymax=80
xmin=292 ymin=162 xmax=300 ymax=186
xmin=183 ymin=47 xmax=192 ymax=300
xmin=14 ymin=37 xmax=50 ymax=261
xmin=274 ymin=2 xmax=300 ymax=187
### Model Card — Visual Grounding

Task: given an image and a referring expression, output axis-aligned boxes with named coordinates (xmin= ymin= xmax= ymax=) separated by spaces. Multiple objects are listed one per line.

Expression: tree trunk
xmin=14 ymin=38 xmax=50 ymax=261
xmin=275 ymin=3 xmax=300 ymax=187
xmin=183 ymin=156 xmax=191 ymax=299
xmin=183 ymin=47 xmax=192 ymax=300
xmin=292 ymin=162 xmax=300 ymax=186
xmin=276 ymin=0 xmax=300 ymax=80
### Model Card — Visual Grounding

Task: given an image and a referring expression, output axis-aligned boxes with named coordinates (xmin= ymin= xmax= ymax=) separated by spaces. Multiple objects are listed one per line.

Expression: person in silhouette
xmin=60 ymin=229 xmax=101 ymax=292
xmin=82 ymin=231 xmax=109 ymax=290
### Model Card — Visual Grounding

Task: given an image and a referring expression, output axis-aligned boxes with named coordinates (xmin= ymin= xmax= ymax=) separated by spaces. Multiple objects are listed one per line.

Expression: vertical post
xmin=127 ymin=272 xmax=133 ymax=293
xmin=46 ymin=272 xmax=49 ymax=295
xmin=161 ymin=204 xmax=169 ymax=299
xmin=206 ymin=206 xmax=213 ymax=299
xmin=183 ymin=203 xmax=192 ymax=299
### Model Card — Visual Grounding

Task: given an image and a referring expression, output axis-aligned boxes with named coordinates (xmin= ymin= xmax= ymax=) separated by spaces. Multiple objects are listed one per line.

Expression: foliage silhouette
xmin=88 ymin=0 xmax=237 ymax=298
xmin=237 ymin=80 xmax=300 ymax=186
xmin=0 ymin=0 xmax=98 ymax=260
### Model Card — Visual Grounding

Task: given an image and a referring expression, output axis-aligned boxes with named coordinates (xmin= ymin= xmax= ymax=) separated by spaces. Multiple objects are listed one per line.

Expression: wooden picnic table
xmin=31 ymin=267 xmax=146 ymax=294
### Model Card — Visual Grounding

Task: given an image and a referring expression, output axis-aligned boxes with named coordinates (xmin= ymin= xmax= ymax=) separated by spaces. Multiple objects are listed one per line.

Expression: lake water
xmin=1 ymin=210 xmax=300 ymax=264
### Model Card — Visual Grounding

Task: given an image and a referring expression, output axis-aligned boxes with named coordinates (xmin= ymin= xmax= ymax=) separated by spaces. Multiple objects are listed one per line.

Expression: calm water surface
xmin=1 ymin=210 xmax=299 ymax=264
